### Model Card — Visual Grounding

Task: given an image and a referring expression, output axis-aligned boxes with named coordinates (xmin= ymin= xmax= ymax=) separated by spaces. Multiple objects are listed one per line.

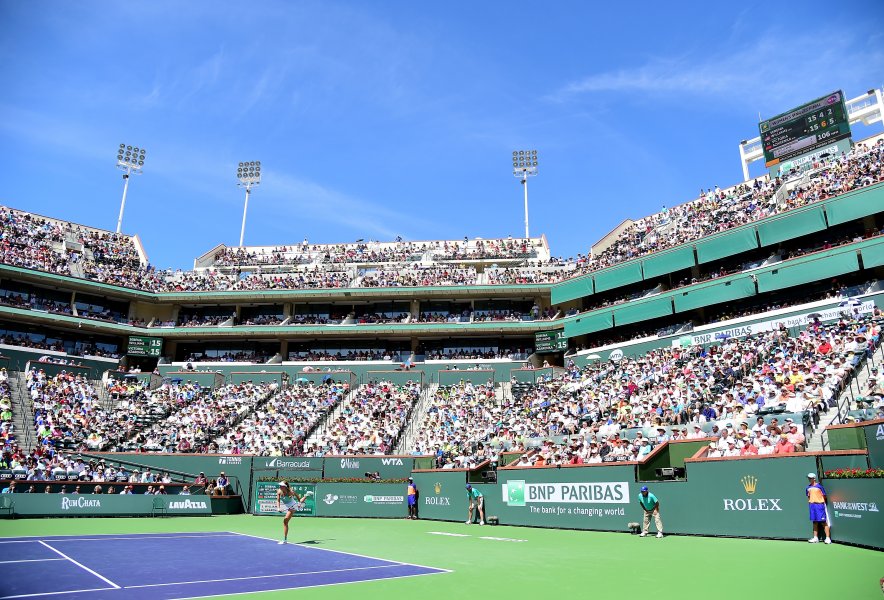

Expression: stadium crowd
xmin=412 ymin=382 xmax=500 ymax=468
xmin=501 ymin=312 xmax=876 ymax=464
xmin=214 ymin=381 xmax=348 ymax=455
xmin=359 ymin=267 xmax=478 ymax=287
xmin=122 ymin=381 xmax=278 ymax=453
xmin=311 ymin=380 xmax=420 ymax=455
xmin=555 ymin=139 xmax=884 ymax=282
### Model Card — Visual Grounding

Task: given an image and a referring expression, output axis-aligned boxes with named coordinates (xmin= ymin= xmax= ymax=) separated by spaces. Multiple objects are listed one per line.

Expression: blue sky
xmin=1 ymin=1 xmax=883 ymax=269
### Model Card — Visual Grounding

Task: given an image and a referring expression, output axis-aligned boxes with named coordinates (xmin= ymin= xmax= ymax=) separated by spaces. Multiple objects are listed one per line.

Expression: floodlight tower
xmin=512 ymin=149 xmax=538 ymax=239
xmin=237 ymin=161 xmax=262 ymax=247
xmin=115 ymin=144 xmax=146 ymax=233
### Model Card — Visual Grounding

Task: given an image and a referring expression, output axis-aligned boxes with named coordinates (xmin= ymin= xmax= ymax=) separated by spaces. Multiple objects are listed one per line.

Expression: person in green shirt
xmin=465 ymin=484 xmax=485 ymax=525
xmin=637 ymin=485 xmax=663 ymax=538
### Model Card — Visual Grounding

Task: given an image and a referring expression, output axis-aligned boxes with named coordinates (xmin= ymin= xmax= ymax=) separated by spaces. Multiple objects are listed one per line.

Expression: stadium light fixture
xmin=237 ymin=160 xmax=262 ymax=247
xmin=512 ymin=149 xmax=538 ymax=239
xmin=115 ymin=143 xmax=147 ymax=234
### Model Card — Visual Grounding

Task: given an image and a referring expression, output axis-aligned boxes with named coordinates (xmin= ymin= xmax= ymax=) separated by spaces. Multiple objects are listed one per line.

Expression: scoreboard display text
xmin=759 ymin=91 xmax=851 ymax=167
xmin=253 ymin=481 xmax=315 ymax=515
xmin=535 ymin=330 xmax=567 ymax=353
xmin=126 ymin=336 xmax=163 ymax=357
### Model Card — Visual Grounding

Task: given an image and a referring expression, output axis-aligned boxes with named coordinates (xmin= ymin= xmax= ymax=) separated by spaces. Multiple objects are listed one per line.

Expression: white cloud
xmin=260 ymin=170 xmax=435 ymax=241
xmin=549 ymin=32 xmax=884 ymax=106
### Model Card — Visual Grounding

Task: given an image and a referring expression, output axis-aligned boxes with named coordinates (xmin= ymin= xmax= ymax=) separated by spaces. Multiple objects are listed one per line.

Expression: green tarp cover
xmin=673 ymin=277 xmax=756 ymax=313
xmin=564 ymin=311 xmax=613 ymax=338
xmin=859 ymin=239 xmax=884 ymax=269
xmin=593 ymin=261 xmax=643 ymax=293
xmin=756 ymin=206 xmax=827 ymax=247
xmin=641 ymin=246 xmax=695 ymax=279
xmin=550 ymin=274 xmax=594 ymax=304
xmin=695 ymin=227 xmax=759 ymax=264
xmin=825 ymin=183 xmax=884 ymax=226
xmin=756 ymin=250 xmax=859 ymax=293
xmin=612 ymin=296 xmax=673 ymax=326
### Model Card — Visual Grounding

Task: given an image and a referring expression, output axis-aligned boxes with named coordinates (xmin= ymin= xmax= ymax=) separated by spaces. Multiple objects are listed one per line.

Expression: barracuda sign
xmin=266 ymin=458 xmax=315 ymax=469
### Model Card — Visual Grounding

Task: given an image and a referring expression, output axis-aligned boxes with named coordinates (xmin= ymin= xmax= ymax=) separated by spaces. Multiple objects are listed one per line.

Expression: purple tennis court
xmin=0 ymin=532 xmax=449 ymax=599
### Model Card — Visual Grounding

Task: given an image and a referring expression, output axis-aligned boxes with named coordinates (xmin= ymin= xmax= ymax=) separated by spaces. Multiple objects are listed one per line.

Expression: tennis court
xmin=0 ymin=530 xmax=446 ymax=599
xmin=0 ymin=515 xmax=880 ymax=599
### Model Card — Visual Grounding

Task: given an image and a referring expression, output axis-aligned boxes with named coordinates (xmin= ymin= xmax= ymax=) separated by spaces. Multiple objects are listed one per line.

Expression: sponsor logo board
xmin=322 ymin=494 xmax=359 ymax=505
xmin=61 ymin=497 xmax=101 ymax=510
xmin=363 ymin=495 xmax=405 ymax=504
xmin=502 ymin=481 xmax=629 ymax=506
xmin=723 ymin=476 xmax=782 ymax=511
xmin=167 ymin=499 xmax=208 ymax=510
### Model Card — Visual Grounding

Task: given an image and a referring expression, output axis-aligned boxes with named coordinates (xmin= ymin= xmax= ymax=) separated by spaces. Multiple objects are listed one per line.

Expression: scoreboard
xmin=759 ymin=91 xmax=851 ymax=168
xmin=127 ymin=335 xmax=163 ymax=357
xmin=535 ymin=330 xmax=567 ymax=353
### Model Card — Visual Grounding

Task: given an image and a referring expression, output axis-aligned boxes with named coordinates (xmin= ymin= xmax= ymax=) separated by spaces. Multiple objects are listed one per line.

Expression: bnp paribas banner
xmin=322 ymin=456 xmax=415 ymax=480
xmin=827 ymin=478 xmax=884 ymax=550
xmin=489 ymin=465 xmax=639 ymax=531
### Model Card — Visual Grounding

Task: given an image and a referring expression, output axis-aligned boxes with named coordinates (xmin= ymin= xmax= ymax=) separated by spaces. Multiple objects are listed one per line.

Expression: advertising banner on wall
xmin=862 ymin=422 xmax=884 ymax=469
xmin=8 ymin=494 xmax=211 ymax=516
xmin=322 ymin=456 xmax=414 ymax=480
xmin=253 ymin=481 xmax=315 ymax=516
xmin=491 ymin=465 xmax=638 ymax=530
xmin=315 ymin=483 xmax=406 ymax=518
xmin=410 ymin=471 xmax=468 ymax=521
xmin=685 ymin=301 xmax=875 ymax=347
xmin=651 ymin=455 xmax=817 ymax=539
xmin=251 ymin=456 xmax=324 ymax=481
xmin=826 ymin=478 xmax=884 ymax=549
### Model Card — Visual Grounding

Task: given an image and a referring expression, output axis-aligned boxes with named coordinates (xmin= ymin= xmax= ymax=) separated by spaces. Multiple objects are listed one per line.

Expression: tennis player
xmin=276 ymin=481 xmax=311 ymax=544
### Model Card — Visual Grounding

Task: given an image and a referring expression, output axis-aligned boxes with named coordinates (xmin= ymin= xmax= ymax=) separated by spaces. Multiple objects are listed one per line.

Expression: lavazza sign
xmin=168 ymin=499 xmax=208 ymax=510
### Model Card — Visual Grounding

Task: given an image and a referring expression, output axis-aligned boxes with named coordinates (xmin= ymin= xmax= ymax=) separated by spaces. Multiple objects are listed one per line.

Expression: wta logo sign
xmin=501 ymin=481 xmax=629 ymax=506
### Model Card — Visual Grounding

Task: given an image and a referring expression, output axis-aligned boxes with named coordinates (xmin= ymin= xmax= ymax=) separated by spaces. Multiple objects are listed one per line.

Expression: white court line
xmin=168 ymin=571 xmax=451 ymax=600
xmin=0 ymin=532 xmax=235 ymax=543
xmin=125 ymin=564 xmax=402 ymax=589
xmin=478 ymin=536 xmax=527 ymax=542
xmin=38 ymin=541 xmax=121 ymax=589
xmin=0 ymin=558 xmax=66 ymax=565
xmin=427 ymin=531 xmax=470 ymax=537
xmin=228 ymin=531 xmax=453 ymax=573
xmin=0 ymin=586 xmax=118 ymax=599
